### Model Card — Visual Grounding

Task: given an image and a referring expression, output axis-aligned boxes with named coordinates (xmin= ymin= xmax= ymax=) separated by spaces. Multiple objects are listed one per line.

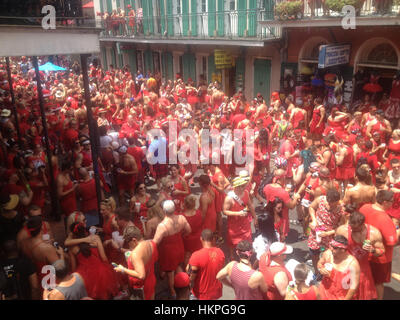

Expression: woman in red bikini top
xmin=169 ymin=165 xmax=190 ymax=213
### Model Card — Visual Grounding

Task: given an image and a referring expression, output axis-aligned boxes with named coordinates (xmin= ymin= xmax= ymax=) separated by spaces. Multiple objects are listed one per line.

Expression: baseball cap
xmin=269 ymin=242 xmax=293 ymax=256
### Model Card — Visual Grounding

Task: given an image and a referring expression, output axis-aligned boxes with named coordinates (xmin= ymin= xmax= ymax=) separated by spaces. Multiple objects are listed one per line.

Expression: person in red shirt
xmin=231 ymin=106 xmax=246 ymax=129
xmin=77 ymin=168 xmax=101 ymax=228
xmin=359 ymin=190 xmax=398 ymax=300
xmin=126 ymin=137 xmax=145 ymax=183
xmin=187 ymin=229 xmax=225 ymax=300
xmin=62 ymin=119 xmax=79 ymax=153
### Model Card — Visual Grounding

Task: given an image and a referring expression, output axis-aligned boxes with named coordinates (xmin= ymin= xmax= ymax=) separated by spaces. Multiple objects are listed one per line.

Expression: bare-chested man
xmin=313 ymin=167 xmax=339 ymax=198
xmin=343 ymin=166 xmax=376 ymax=211
xmin=117 ymin=145 xmax=138 ymax=204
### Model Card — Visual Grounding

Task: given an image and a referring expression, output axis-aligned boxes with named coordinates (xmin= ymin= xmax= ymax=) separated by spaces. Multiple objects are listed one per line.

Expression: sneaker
xmin=306 ymin=259 xmax=313 ymax=267
xmin=113 ymin=290 xmax=129 ymax=300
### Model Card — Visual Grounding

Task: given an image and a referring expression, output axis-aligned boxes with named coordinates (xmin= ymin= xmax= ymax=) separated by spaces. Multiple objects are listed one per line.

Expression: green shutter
xmin=102 ymin=47 xmax=107 ymax=70
xmin=208 ymin=0 xmax=216 ymax=37
xmin=106 ymin=0 xmax=112 ymax=13
xmin=143 ymin=1 xmax=149 ymax=34
xmin=191 ymin=0 xmax=197 ymax=36
xmin=111 ymin=47 xmax=117 ymax=68
xmin=182 ymin=54 xmax=196 ymax=82
xmin=100 ymin=0 xmax=104 ymax=14
xmin=217 ymin=0 xmax=224 ymax=37
xmin=118 ymin=52 xmax=124 ymax=68
xmin=148 ymin=0 xmax=154 ymax=34
xmin=128 ymin=50 xmax=137 ymax=75
xmin=248 ymin=0 xmax=256 ymax=37
xmin=235 ymin=57 xmax=245 ymax=92
xmin=253 ymin=59 xmax=271 ymax=104
xmin=144 ymin=50 xmax=153 ymax=74
xmin=162 ymin=52 xmax=174 ymax=80
xmin=167 ymin=0 xmax=174 ymax=36
xmin=159 ymin=0 xmax=166 ymax=34
xmin=182 ymin=0 xmax=189 ymax=36
xmin=238 ymin=0 xmax=246 ymax=37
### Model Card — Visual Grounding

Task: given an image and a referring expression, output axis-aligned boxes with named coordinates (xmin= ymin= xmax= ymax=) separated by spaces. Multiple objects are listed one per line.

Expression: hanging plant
xmin=325 ymin=0 xmax=364 ymax=13
xmin=275 ymin=1 xmax=303 ymax=20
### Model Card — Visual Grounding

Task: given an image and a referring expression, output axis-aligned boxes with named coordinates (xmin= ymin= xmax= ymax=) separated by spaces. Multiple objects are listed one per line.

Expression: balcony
xmin=260 ymin=0 xmax=400 ymax=28
xmin=98 ymin=9 xmax=282 ymax=46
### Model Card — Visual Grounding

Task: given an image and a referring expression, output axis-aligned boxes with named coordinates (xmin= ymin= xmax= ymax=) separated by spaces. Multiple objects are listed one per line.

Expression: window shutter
xmin=238 ymin=0 xmax=246 ymax=37
xmin=208 ymin=0 xmax=216 ymax=37
xmin=217 ymin=0 xmax=224 ymax=37
xmin=191 ymin=0 xmax=197 ymax=36
xmin=182 ymin=0 xmax=189 ymax=36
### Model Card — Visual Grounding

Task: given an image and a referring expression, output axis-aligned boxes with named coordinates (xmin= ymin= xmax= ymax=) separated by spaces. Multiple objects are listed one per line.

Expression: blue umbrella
xmin=38 ymin=62 xmax=67 ymax=72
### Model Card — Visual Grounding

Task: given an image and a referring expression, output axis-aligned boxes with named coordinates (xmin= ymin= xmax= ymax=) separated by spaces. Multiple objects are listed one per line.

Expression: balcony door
xmin=227 ymin=0 xmax=238 ymax=37
xmin=174 ymin=0 xmax=183 ymax=36
xmin=198 ymin=0 xmax=208 ymax=37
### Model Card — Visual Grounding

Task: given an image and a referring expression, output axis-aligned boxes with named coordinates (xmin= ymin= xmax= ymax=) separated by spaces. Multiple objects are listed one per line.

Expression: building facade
xmin=95 ymin=0 xmax=283 ymax=102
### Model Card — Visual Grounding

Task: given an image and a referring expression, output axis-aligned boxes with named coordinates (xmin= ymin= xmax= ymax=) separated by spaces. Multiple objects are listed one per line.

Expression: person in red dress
xmin=198 ymin=175 xmax=217 ymax=233
xmin=130 ymin=182 xmax=151 ymax=234
xmin=153 ymin=200 xmax=191 ymax=299
xmin=336 ymin=211 xmax=385 ymax=300
xmin=335 ymin=139 xmax=355 ymax=192
xmin=309 ymin=97 xmax=325 ymax=141
xmin=57 ymin=161 xmax=78 ymax=217
xmin=116 ymin=146 xmax=138 ymax=204
xmin=285 ymin=263 xmax=320 ymax=300
xmin=181 ymin=195 xmax=203 ymax=267
xmin=359 ymin=190 xmax=398 ymax=300
xmin=187 ymin=228 xmax=226 ymax=300
xmin=384 ymin=129 xmax=400 ymax=169
xmin=170 ymin=164 xmax=190 ymax=213
xmin=223 ymin=176 xmax=256 ymax=259
xmin=113 ymin=225 xmax=158 ymax=300
xmin=318 ymin=236 xmax=360 ymax=300
xmin=68 ymin=222 xmax=119 ymax=300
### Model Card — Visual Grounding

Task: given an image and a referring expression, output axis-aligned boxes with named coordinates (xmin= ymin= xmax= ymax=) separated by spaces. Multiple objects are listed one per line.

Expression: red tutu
xmin=75 ymin=247 xmax=119 ymax=300
xmin=363 ymin=83 xmax=383 ymax=93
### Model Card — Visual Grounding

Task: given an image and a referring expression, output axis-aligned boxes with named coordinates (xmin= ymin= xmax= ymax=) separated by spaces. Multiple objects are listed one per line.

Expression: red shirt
xmin=78 ymin=179 xmax=98 ymax=213
xmin=188 ymin=247 xmax=225 ymax=300
xmin=359 ymin=204 xmax=397 ymax=264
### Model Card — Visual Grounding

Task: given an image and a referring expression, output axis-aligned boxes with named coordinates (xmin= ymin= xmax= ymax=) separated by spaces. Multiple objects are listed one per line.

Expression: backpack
xmin=258 ymin=173 xmax=274 ymax=200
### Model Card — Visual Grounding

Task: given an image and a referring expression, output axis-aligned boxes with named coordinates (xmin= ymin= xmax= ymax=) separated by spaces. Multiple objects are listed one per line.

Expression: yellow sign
xmin=215 ymin=50 xmax=233 ymax=69
xmin=211 ymin=72 xmax=222 ymax=83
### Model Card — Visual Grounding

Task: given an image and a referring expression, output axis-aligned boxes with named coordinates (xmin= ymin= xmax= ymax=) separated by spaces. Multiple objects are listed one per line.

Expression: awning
xmin=83 ymin=1 xmax=94 ymax=8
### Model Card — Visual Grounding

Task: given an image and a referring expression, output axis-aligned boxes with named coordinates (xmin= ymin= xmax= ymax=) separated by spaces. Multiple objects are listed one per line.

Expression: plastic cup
xmin=135 ymin=202 xmax=141 ymax=213
xmin=89 ymin=226 xmax=96 ymax=235
xmin=324 ymin=263 xmax=333 ymax=271
xmin=42 ymin=234 xmax=50 ymax=241
xmin=316 ymin=231 xmax=322 ymax=243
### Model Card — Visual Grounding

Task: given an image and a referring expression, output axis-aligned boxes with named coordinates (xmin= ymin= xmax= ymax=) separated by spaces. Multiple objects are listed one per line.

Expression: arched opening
xmin=353 ymin=38 xmax=400 ymax=102
xmin=298 ymin=36 xmax=329 ymax=75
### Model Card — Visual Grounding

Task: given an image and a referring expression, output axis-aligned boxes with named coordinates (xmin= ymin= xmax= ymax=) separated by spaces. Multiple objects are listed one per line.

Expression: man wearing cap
xmin=113 ymin=225 xmax=158 ymax=300
xmin=317 ymin=236 xmax=360 ymax=300
xmin=223 ymin=175 xmax=256 ymax=259
xmin=187 ymin=229 xmax=225 ymax=300
xmin=263 ymin=169 xmax=301 ymax=242
xmin=259 ymin=242 xmax=293 ymax=300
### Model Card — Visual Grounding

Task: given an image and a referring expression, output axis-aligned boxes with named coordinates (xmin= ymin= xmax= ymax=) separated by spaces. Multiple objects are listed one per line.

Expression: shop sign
xmin=215 ymin=50 xmax=233 ymax=69
xmin=318 ymin=44 xmax=351 ymax=69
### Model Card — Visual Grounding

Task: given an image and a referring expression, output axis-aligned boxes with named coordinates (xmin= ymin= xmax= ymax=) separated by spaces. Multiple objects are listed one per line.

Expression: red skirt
xmin=335 ymin=167 xmax=355 ymax=181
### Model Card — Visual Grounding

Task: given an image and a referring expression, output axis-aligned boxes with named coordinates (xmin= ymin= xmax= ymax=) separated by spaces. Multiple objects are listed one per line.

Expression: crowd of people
xmin=0 ymin=54 xmax=400 ymax=300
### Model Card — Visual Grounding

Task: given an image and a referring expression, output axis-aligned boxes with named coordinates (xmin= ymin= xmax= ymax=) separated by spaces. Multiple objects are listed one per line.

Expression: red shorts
xmin=370 ymin=261 xmax=392 ymax=284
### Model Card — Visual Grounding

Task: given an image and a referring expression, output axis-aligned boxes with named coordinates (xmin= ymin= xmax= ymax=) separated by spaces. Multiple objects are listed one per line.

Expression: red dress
xmin=386 ymin=139 xmax=400 ymax=168
xmin=335 ymin=145 xmax=355 ymax=181
xmin=126 ymin=241 xmax=158 ymax=300
xmin=292 ymin=110 xmax=305 ymax=129
xmin=59 ymin=179 xmax=77 ymax=216
xmin=319 ymin=257 xmax=355 ymax=300
xmin=133 ymin=195 xmax=150 ymax=234
xmin=210 ymin=170 xmax=226 ymax=213
xmin=158 ymin=230 xmax=185 ymax=272
xmin=310 ymin=106 xmax=325 ymax=135
xmin=75 ymin=247 xmax=119 ymax=300
xmin=347 ymin=225 xmax=377 ymax=300
xmin=172 ymin=179 xmax=186 ymax=213
xmin=226 ymin=190 xmax=252 ymax=248
xmin=388 ymin=181 xmax=400 ymax=219
xmin=183 ymin=210 xmax=203 ymax=253
xmin=202 ymin=189 xmax=217 ymax=233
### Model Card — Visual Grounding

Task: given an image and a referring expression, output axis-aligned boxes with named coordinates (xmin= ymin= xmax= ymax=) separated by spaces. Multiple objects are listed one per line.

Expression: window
xmin=367 ymin=43 xmax=397 ymax=65
xmin=202 ymin=0 xmax=207 ymax=12
xmin=153 ymin=52 xmax=161 ymax=73
xmin=136 ymin=51 xmax=144 ymax=73
xmin=230 ymin=0 xmax=236 ymax=10
xmin=177 ymin=0 xmax=182 ymax=14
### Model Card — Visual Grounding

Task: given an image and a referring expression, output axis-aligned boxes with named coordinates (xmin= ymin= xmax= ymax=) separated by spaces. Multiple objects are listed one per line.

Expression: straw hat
xmin=232 ymin=176 xmax=249 ymax=188
xmin=1 ymin=109 xmax=11 ymax=117
xmin=2 ymin=194 xmax=19 ymax=211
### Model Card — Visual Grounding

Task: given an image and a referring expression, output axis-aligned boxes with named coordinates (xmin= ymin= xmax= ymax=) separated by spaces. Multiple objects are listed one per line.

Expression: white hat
xmin=1 ymin=109 xmax=11 ymax=117
xmin=111 ymin=141 xmax=120 ymax=150
xmin=162 ymin=200 xmax=175 ymax=214
xmin=269 ymin=242 xmax=293 ymax=256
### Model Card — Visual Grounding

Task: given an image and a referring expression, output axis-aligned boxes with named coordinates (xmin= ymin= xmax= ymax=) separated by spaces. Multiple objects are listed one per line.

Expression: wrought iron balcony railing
xmin=268 ymin=0 xmax=399 ymax=21
xmin=98 ymin=9 xmax=281 ymax=40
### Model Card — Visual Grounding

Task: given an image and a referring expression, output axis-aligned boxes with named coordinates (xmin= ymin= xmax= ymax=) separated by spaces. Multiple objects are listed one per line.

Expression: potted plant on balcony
xmin=325 ymin=0 xmax=365 ymax=15
xmin=275 ymin=1 xmax=304 ymax=20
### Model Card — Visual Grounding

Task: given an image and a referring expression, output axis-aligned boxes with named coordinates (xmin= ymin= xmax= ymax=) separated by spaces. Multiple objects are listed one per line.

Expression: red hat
xmin=174 ymin=272 xmax=190 ymax=288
